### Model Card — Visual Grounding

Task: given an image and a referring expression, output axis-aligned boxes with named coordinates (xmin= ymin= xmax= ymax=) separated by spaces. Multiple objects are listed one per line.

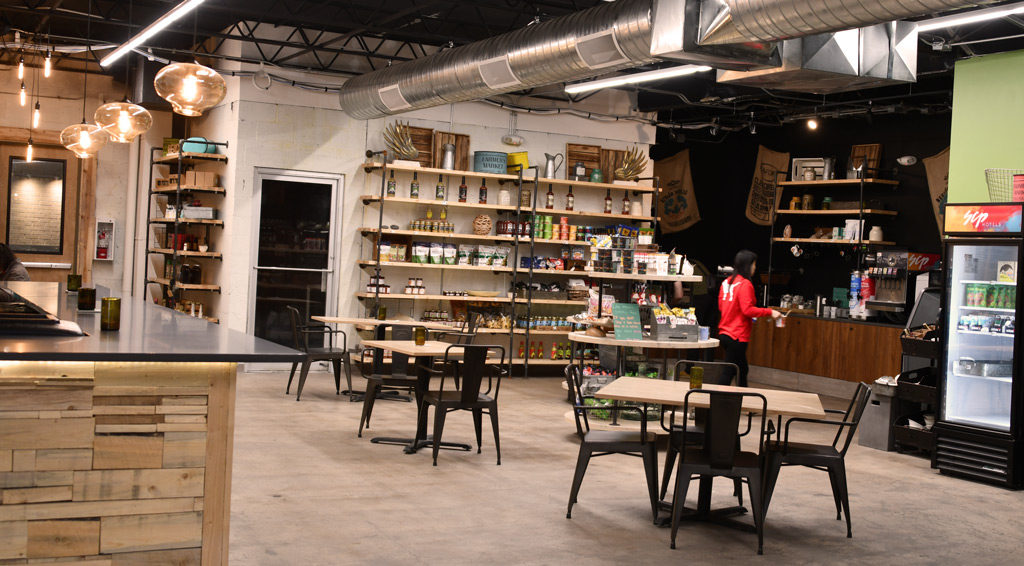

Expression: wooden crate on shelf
xmin=600 ymin=148 xmax=627 ymax=182
xmin=432 ymin=131 xmax=471 ymax=171
xmin=406 ymin=126 xmax=434 ymax=168
xmin=566 ymin=143 xmax=601 ymax=180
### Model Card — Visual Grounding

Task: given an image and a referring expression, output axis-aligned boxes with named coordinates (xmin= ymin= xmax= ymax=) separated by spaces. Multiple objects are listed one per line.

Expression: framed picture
xmin=997 ymin=261 xmax=1017 ymax=283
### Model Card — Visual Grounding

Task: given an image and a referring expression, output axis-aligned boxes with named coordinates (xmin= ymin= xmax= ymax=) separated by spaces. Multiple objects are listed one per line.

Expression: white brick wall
xmin=8 ymin=177 xmax=64 ymax=252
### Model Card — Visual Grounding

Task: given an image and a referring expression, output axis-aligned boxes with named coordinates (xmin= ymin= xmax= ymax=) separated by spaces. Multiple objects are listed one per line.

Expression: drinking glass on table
xmin=414 ymin=326 xmax=426 ymax=346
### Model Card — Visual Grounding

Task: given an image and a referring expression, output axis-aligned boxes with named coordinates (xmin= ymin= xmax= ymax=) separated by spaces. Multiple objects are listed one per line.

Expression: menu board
xmin=944 ymin=203 xmax=1023 ymax=235
xmin=611 ymin=303 xmax=642 ymax=340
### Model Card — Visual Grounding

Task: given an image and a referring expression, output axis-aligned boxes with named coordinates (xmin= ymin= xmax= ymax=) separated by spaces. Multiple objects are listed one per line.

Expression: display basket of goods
xmin=900 ymin=324 xmax=940 ymax=358
xmin=473 ymin=214 xmax=493 ymax=235
xmin=647 ymin=305 xmax=699 ymax=342
xmin=984 ymin=168 xmax=1024 ymax=202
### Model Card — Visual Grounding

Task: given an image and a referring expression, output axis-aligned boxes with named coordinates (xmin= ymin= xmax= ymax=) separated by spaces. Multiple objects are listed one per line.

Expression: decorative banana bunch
xmin=653 ymin=304 xmax=690 ymax=317
xmin=614 ymin=146 xmax=648 ymax=181
xmin=383 ymin=121 xmax=419 ymax=161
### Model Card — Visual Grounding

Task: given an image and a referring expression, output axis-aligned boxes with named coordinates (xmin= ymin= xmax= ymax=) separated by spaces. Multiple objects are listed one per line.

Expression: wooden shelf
xmin=150 ymin=218 xmax=224 ymax=226
xmin=366 ymin=162 xmax=658 ymax=193
xmin=514 ymin=298 xmax=587 ymax=305
xmin=361 ymin=227 xmax=516 ymax=242
xmin=777 ymin=178 xmax=898 ymax=187
xmin=525 ymin=177 xmax=658 ymax=194
xmin=153 ymin=185 xmax=225 ymax=195
xmin=532 ymin=206 xmax=656 ymax=222
xmin=510 ymin=358 xmax=571 ymax=365
xmin=355 ymin=292 xmax=512 ymax=303
xmin=585 ymin=271 xmax=703 ymax=282
xmin=772 ymin=237 xmax=895 ymax=246
xmin=148 ymin=277 xmax=221 ymax=291
xmin=154 ymin=152 xmax=228 ymax=164
xmin=516 ymin=268 xmax=587 ymax=277
xmin=361 ymin=195 xmax=517 ymax=213
xmin=358 ymin=260 xmax=513 ymax=273
xmin=148 ymin=248 xmax=223 ymax=259
xmin=774 ymin=209 xmax=897 ymax=216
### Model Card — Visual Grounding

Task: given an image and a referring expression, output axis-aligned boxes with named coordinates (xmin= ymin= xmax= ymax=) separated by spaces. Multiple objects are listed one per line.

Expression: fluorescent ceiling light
xmin=916 ymin=2 xmax=1024 ymax=32
xmin=100 ymin=0 xmax=205 ymax=67
xmin=564 ymin=65 xmax=713 ymax=94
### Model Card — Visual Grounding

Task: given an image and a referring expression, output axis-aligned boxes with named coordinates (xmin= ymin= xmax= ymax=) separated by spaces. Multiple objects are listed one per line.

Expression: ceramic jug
xmin=543 ymin=153 xmax=564 ymax=179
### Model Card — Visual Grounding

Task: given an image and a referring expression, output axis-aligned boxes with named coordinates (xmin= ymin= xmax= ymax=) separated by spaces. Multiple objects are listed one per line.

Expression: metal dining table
xmin=595 ymin=377 xmax=826 ymax=529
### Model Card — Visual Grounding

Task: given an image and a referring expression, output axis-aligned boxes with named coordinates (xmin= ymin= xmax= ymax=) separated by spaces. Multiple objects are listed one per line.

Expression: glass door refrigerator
xmin=936 ymin=203 xmax=1024 ymax=488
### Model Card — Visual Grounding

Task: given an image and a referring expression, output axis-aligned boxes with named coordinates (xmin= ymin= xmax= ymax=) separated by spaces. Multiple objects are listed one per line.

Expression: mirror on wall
xmin=6 ymin=157 xmax=67 ymax=255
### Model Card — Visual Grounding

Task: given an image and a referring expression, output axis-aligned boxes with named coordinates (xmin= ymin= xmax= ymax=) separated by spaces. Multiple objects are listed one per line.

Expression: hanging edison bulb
xmin=18 ymin=56 xmax=24 ymax=80
xmin=44 ymin=51 xmax=52 ymax=77
xmin=26 ymin=139 xmax=34 ymax=163
xmin=20 ymin=83 xmax=27 ymax=106
xmin=153 ymin=62 xmax=226 ymax=117
xmin=61 ymin=123 xmax=108 ymax=158
xmin=94 ymin=101 xmax=152 ymax=143
xmin=33 ymin=102 xmax=41 ymax=129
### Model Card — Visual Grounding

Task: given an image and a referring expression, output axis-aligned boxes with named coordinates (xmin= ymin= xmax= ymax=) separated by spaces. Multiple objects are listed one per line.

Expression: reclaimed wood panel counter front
xmin=0 ymin=283 xmax=302 ymax=564
xmin=747 ymin=314 xmax=903 ymax=382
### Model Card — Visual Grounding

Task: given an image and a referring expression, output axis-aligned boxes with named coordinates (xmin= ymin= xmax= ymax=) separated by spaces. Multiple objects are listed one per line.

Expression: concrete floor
xmin=230 ymin=371 xmax=1024 ymax=565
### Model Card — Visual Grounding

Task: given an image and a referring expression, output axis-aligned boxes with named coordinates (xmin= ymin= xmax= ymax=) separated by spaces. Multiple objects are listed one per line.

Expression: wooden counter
xmin=747 ymin=315 xmax=903 ymax=383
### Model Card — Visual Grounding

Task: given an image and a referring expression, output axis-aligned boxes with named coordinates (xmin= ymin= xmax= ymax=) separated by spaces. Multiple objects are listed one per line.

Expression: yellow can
xmin=507 ymin=151 xmax=529 ymax=174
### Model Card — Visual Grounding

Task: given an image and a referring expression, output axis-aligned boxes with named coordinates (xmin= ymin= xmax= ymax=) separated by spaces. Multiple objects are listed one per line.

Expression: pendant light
xmin=61 ymin=0 xmax=110 ymax=158
xmin=153 ymin=62 xmax=225 ymax=116
xmin=19 ymin=83 xmax=26 ymax=106
xmin=26 ymin=138 xmax=34 ymax=163
xmin=33 ymin=102 xmax=41 ymax=128
xmin=94 ymin=101 xmax=152 ymax=143
xmin=18 ymin=56 xmax=24 ymax=79
xmin=44 ymin=50 xmax=52 ymax=77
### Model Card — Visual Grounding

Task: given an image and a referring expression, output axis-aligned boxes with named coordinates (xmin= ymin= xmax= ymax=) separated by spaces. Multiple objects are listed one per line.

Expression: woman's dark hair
xmin=730 ymin=250 xmax=758 ymax=283
xmin=0 ymin=244 xmax=16 ymax=271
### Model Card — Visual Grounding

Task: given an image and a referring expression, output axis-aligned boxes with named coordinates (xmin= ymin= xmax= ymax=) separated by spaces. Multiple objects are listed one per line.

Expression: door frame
xmin=246 ymin=167 xmax=345 ymax=341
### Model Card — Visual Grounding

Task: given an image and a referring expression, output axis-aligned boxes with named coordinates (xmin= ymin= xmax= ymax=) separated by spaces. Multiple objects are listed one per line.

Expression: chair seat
xmin=584 ymin=429 xmax=657 ymax=445
xmin=424 ymin=390 xmax=494 ymax=404
xmin=305 ymin=347 xmax=347 ymax=358
xmin=679 ymin=448 xmax=761 ymax=471
xmin=768 ymin=441 xmax=841 ymax=464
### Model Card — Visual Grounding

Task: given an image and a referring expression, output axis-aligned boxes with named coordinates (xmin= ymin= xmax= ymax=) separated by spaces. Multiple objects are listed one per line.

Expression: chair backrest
xmin=464 ymin=309 xmax=486 ymax=335
xmin=443 ymin=344 xmax=505 ymax=403
xmin=564 ymin=365 xmax=590 ymax=438
xmin=370 ymin=324 xmax=413 ymax=377
xmin=682 ymin=389 xmax=768 ymax=470
xmin=285 ymin=306 xmax=308 ymax=353
xmin=674 ymin=359 xmax=740 ymax=386
xmin=835 ymin=382 xmax=872 ymax=455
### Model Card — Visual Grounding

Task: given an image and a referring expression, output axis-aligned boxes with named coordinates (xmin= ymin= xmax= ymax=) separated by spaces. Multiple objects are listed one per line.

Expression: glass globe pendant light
xmin=94 ymin=101 xmax=153 ymax=143
xmin=61 ymin=122 xmax=108 ymax=158
xmin=153 ymin=62 xmax=226 ymax=117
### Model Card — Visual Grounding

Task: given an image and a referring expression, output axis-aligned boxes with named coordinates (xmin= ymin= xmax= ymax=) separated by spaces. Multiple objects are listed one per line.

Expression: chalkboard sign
xmin=612 ymin=302 xmax=643 ymax=341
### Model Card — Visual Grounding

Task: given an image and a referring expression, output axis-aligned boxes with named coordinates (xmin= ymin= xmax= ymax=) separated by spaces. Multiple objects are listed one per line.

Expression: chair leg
xmin=331 ymin=359 xmax=342 ymax=395
xmin=286 ymin=362 xmax=298 ymax=394
xmin=660 ymin=439 xmax=678 ymax=501
xmin=827 ymin=466 xmax=843 ymax=521
xmin=472 ymin=408 xmax=483 ymax=453
xmin=832 ymin=461 xmax=853 ymax=538
xmin=642 ymin=444 xmax=660 ymax=524
xmin=295 ymin=360 xmax=312 ymax=401
xmin=432 ymin=405 xmax=447 ymax=466
xmin=342 ymin=352 xmax=356 ymax=401
xmin=566 ymin=445 xmax=592 ymax=519
xmin=734 ymin=478 xmax=744 ymax=506
xmin=747 ymin=473 xmax=765 ymax=555
xmin=669 ymin=465 xmax=692 ymax=550
xmin=489 ymin=406 xmax=501 ymax=465
xmin=358 ymin=380 xmax=380 ymax=438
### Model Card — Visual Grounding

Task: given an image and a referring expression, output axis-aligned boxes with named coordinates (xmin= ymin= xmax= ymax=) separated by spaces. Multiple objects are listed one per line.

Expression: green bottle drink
xmin=689 ymin=366 xmax=704 ymax=390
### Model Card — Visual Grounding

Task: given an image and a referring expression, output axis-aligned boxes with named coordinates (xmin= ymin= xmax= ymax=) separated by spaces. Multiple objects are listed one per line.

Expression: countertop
xmin=0 ymin=282 xmax=304 ymax=362
xmin=786 ymin=312 xmax=905 ymax=329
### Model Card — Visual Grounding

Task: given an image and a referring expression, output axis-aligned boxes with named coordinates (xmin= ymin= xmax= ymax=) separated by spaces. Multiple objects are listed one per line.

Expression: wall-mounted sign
xmin=944 ymin=203 xmax=1023 ymax=235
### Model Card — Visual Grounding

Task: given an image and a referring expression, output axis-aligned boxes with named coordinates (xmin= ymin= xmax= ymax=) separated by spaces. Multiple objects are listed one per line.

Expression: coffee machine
xmin=865 ymin=250 xmax=909 ymax=313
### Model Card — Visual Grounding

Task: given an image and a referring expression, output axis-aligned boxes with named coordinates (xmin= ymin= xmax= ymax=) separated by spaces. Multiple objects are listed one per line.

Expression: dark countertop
xmin=787 ymin=313 xmax=905 ymax=329
xmin=0 ymin=282 xmax=304 ymax=362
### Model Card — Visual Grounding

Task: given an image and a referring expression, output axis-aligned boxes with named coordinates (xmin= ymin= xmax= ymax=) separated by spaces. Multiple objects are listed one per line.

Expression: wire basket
xmin=984 ymin=169 xmax=1024 ymax=202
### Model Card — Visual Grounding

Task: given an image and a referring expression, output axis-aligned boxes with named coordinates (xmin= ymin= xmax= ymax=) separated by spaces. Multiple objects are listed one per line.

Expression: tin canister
xmin=507 ymin=151 xmax=529 ymax=174
xmin=801 ymin=194 xmax=814 ymax=210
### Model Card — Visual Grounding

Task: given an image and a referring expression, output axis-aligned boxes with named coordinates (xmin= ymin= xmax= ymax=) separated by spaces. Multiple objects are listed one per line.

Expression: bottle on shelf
xmin=479 ymin=179 xmax=488 ymax=204
xmin=604 ymin=189 xmax=613 ymax=214
xmin=386 ymin=170 xmax=396 ymax=197
xmin=518 ymin=341 xmax=525 ymax=359
xmin=435 ymin=174 xmax=445 ymax=201
xmin=458 ymin=176 xmax=468 ymax=203
xmin=550 ymin=343 xmax=558 ymax=360
xmin=528 ymin=341 xmax=536 ymax=359
xmin=410 ymin=172 xmax=420 ymax=198
xmin=545 ymin=184 xmax=555 ymax=209
xmin=622 ymin=191 xmax=631 ymax=215
xmin=566 ymin=186 xmax=575 ymax=211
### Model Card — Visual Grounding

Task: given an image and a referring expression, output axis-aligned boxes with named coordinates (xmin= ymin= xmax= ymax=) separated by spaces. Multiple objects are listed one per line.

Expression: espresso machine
xmin=865 ymin=250 xmax=908 ymax=313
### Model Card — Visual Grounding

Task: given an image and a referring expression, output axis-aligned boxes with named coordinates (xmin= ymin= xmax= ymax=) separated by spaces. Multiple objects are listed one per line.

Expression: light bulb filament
xmin=33 ymin=103 xmax=40 ymax=129
xmin=26 ymin=142 xmax=33 ymax=163
xmin=117 ymin=109 xmax=132 ymax=134
xmin=80 ymin=129 xmax=92 ymax=149
xmin=20 ymin=84 xmax=26 ymax=106
xmin=44 ymin=52 xmax=52 ymax=77
xmin=181 ymin=74 xmax=199 ymax=102
xmin=18 ymin=57 xmax=24 ymax=80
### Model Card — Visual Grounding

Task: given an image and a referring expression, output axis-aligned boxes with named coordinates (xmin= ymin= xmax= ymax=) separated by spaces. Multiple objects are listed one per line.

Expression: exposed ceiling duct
xmin=697 ymin=0 xmax=999 ymax=45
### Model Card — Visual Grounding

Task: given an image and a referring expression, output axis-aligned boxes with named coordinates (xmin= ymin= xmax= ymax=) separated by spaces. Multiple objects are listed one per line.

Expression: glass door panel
xmin=944 ymin=243 xmax=1018 ymax=431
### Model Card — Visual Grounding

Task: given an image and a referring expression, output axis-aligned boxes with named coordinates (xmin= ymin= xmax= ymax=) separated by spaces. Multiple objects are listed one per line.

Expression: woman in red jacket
xmin=718 ymin=250 xmax=780 ymax=387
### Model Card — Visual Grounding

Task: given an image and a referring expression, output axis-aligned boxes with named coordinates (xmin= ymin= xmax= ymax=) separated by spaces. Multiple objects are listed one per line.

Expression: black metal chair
xmin=357 ymin=324 xmax=416 ymax=437
xmin=670 ymin=388 xmax=770 ymax=555
xmin=419 ymin=344 xmax=506 ymax=466
xmin=763 ymin=382 xmax=872 ymax=539
xmin=285 ymin=306 xmax=352 ymax=402
xmin=565 ymin=365 xmax=659 ymax=523
xmin=660 ymin=360 xmax=744 ymax=502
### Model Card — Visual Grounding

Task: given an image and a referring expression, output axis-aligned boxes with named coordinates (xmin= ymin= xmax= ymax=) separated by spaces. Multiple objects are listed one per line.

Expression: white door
xmin=247 ymin=168 xmax=343 ymax=370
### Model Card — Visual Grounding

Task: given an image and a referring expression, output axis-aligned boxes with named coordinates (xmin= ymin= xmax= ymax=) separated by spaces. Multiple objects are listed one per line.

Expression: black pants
xmin=719 ymin=333 xmax=749 ymax=387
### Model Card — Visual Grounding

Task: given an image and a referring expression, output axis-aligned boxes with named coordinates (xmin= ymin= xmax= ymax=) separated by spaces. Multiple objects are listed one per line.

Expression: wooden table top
xmin=312 ymin=316 xmax=457 ymax=331
xmin=595 ymin=377 xmax=825 ymax=419
xmin=359 ymin=340 xmax=458 ymax=357
xmin=568 ymin=331 xmax=719 ymax=350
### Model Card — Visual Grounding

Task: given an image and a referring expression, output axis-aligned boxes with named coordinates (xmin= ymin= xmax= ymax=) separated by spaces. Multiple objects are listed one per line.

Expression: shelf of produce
xmin=358 ymin=260 xmax=513 ymax=273
xmin=360 ymin=227 xmax=516 ymax=242
xmin=585 ymin=271 xmax=702 ymax=282
xmin=772 ymin=237 xmax=894 ymax=246
xmin=514 ymin=298 xmax=587 ymax=305
xmin=958 ymin=305 xmax=1015 ymax=313
xmin=365 ymin=162 xmax=522 ymax=182
xmin=150 ymin=218 xmax=224 ymax=226
xmin=774 ymin=209 xmax=896 ymax=216
xmin=148 ymin=248 xmax=223 ymax=259
xmin=777 ymin=178 xmax=898 ymax=187
xmin=355 ymin=292 xmax=512 ymax=303
xmin=154 ymin=152 xmax=228 ymax=164
xmin=153 ymin=185 xmax=225 ymax=195
xmin=361 ymin=195 xmax=517 ymax=212
xmin=961 ymin=280 xmax=1015 ymax=286
xmin=148 ymin=277 xmax=221 ymax=291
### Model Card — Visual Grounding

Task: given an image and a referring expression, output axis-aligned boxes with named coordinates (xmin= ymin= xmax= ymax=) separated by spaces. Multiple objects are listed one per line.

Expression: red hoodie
xmin=718 ymin=275 xmax=772 ymax=342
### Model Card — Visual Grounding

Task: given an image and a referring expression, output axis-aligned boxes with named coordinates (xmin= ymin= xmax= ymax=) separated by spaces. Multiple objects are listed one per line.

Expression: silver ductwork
xmin=697 ymin=0 xmax=997 ymax=45
xmin=339 ymin=0 xmax=657 ymax=119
